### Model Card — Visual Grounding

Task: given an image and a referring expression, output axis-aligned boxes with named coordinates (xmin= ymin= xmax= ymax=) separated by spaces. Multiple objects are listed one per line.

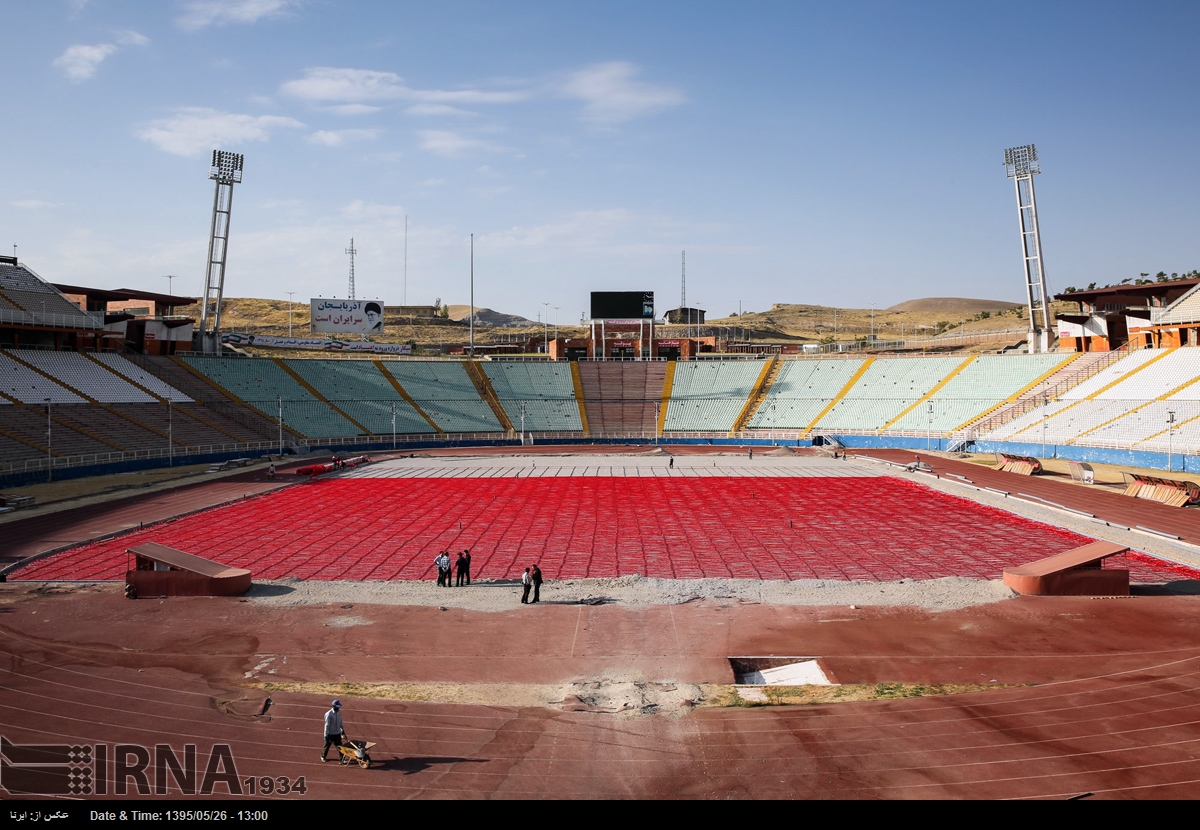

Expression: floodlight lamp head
xmin=1004 ymin=144 xmax=1039 ymax=178
xmin=209 ymin=150 xmax=244 ymax=184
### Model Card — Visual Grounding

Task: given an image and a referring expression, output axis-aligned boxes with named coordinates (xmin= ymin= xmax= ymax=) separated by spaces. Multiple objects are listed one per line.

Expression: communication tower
xmin=346 ymin=237 xmax=357 ymax=300
xmin=1004 ymin=144 xmax=1053 ymax=354
xmin=199 ymin=150 xmax=243 ymax=348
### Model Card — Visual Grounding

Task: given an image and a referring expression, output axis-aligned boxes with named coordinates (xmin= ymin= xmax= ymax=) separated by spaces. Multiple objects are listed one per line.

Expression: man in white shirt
xmin=321 ymin=700 xmax=345 ymax=762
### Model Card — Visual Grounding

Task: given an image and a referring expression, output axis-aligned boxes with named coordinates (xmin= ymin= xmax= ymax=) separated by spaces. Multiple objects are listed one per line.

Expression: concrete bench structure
xmin=1002 ymin=540 xmax=1130 ymax=596
xmin=126 ymin=542 xmax=251 ymax=597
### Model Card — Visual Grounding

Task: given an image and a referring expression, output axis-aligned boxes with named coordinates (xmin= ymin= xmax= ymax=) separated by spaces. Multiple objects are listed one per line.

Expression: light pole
xmin=44 ymin=398 xmax=51 ymax=483
xmin=391 ymin=401 xmax=397 ymax=450
xmin=654 ymin=401 xmax=660 ymax=444
xmin=1167 ymin=409 xmax=1177 ymax=472
xmin=553 ymin=306 xmax=560 ymax=348
xmin=542 ymin=302 xmax=550 ymax=355
xmin=927 ymin=401 xmax=934 ymax=451
xmin=277 ymin=395 xmax=283 ymax=456
xmin=168 ymin=393 xmax=173 ymax=466
xmin=520 ymin=402 xmax=527 ymax=445
xmin=286 ymin=291 xmax=295 ymax=337
xmin=1041 ymin=395 xmax=1049 ymax=459
xmin=870 ymin=303 xmax=875 ymax=341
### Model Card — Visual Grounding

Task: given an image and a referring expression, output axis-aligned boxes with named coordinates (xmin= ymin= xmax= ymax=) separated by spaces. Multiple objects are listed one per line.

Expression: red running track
xmin=14 ymin=476 xmax=1199 ymax=583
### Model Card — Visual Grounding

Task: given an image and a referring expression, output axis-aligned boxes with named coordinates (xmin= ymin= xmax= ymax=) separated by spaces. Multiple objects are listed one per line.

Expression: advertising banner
xmin=222 ymin=333 xmax=411 ymax=354
xmin=310 ymin=299 xmax=385 ymax=334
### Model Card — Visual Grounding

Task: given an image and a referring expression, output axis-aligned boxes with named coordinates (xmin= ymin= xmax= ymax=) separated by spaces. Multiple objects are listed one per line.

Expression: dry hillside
xmin=214 ymin=295 xmax=1077 ymax=355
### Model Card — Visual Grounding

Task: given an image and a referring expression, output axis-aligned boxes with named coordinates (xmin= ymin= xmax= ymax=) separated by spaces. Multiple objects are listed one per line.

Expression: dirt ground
xmin=3 ymin=445 xmax=1200 ymax=800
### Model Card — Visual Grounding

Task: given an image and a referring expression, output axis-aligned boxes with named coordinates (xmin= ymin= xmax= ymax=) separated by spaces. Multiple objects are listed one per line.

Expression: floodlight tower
xmin=1004 ymin=144 xmax=1053 ymax=354
xmin=346 ymin=237 xmax=357 ymax=299
xmin=199 ymin=150 xmax=244 ymax=350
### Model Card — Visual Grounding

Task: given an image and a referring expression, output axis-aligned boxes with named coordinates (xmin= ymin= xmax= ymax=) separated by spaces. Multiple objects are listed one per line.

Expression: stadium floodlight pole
xmin=200 ymin=150 xmax=244 ymax=353
xmin=286 ymin=292 xmax=295 ymax=337
xmin=1004 ymin=144 xmax=1052 ymax=354
xmin=1167 ymin=409 xmax=1176 ymax=472
xmin=468 ymin=234 xmax=475 ymax=358
xmin=44 ymin=398 xmax=51 ymax=483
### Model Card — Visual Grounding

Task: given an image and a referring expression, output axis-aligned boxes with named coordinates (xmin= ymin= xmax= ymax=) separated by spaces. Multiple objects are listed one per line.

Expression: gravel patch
xmin=247 ymin=574 xmax=1015 ymax=612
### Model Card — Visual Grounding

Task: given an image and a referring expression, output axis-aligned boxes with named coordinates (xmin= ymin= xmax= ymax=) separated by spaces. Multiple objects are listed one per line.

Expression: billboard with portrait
xmin=310 ymin=299 xmax=386 ymax=334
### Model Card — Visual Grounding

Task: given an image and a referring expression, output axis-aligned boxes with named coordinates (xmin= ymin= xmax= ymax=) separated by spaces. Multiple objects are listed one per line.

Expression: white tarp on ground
xmin=742 ymin=660 xmax=833 ymax=686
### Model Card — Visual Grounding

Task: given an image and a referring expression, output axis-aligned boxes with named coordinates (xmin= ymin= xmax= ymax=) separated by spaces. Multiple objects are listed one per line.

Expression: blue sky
xmin=2 ymin=1 xmax=1198 ymax=322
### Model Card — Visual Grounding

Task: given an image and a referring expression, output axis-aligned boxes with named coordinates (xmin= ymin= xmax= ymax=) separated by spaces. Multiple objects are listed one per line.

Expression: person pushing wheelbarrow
xmin=320 ymin=699 xmax=374 ymax=768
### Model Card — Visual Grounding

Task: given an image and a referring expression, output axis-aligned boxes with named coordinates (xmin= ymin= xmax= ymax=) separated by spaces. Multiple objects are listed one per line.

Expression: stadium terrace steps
xmin=576 ymin=361 xmax=666 ymax=435
xmin=284 ymin=359 xmax=433 ymax=436
xmin=664 ymin=360 xmax=767 ymax=432
xmin=983 ymin=348 xmax=1167 ymax=442
xmin=730 ymin=356 xmax=782 ymax=435
xmin=569 ymin=362 xmax=590 ymax=435
xmin=273 ymin=359 xmax=374 ymax=435
xmin=384 ymin=361 xmax=503 ymax=434
xmin=462 ymin=360 xmax=513 ymax=433
xmin=482 ymin=361 xmax=583 ymax=432
xmin=961 ymin=350 xmax=1115 ymax=435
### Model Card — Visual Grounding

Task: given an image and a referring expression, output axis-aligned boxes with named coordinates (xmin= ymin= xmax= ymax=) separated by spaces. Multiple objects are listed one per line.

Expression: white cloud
xmin=177 ymin=0 xmax=296 ymax=31
xmin=280 ymin=66 xmax=529 ymax=107
xmin=327 ymin=104 xmax=382 ymax=116
xmin=307 ymin=129 xmax=380 ymax=147
xmin=53 ymin=43 xmax=118 ymax=81
xmin=405 ymin=103 xmax=477 ymax=118
xmin=114 ymin=29 xmax=149 ymax=46
xmin=561 ymin=62 xmax=684 ymax=125
xmin=136 ymin=107 xmax=304 ymax=157
xmin=417 ymin=130 xmax=497 ymax=158
xmin=11 ymin=200 xmax=64 ymax=209
xmin=53 ymin=30 xmax=148 ymax=82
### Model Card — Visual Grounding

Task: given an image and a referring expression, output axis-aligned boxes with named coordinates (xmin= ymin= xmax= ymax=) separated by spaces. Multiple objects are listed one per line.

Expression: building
xmin=1055 ymin=279 xmax=1200 ymax=351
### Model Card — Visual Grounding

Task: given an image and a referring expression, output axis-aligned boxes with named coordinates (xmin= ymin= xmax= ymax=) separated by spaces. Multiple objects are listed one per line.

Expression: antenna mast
xmin=345 ymin=237 xmax=357 ymax=300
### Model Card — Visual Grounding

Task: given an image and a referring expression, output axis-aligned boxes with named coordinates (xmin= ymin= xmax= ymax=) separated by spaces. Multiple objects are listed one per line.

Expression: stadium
xmin=4 ymin=231 xmax=1200 ymax=800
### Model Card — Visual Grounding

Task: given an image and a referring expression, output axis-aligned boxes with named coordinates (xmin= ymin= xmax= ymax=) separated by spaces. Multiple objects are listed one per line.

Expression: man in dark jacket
xmin=531 ymin=564 xmax=543 ymax=603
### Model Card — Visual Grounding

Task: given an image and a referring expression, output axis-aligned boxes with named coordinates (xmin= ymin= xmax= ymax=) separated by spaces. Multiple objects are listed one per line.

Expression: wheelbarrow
xmin=336 ymin=739 xmax=374 ymax=768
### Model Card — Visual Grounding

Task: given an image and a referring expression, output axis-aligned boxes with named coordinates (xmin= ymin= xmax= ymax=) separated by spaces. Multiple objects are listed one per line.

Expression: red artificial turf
xmin=14 ymin=476 xmax=1197 ymax=583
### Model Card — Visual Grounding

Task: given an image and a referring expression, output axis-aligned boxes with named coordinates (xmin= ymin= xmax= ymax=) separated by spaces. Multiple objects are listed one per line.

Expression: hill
xmin=886 ymin=298 xmax=1022 ymax=314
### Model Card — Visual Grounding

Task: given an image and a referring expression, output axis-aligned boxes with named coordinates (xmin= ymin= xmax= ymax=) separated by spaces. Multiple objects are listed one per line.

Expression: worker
xmin=321 ymin=700 xmax=346 ymax=762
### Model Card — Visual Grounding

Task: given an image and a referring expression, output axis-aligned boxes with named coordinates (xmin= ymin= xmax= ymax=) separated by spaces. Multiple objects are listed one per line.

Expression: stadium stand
xmin=809 ymin=356 xmax=965 ymax=431
xmin=381 ymin=361 xmax=502 ymax=433
xmin=90 ymin=353 xmax=194 ymax=402
xmin=283 ymin=359 xmax=434 ymax=435
xmin=981 ymin=348 xmax=1167 ymax=443
xmin=483 ymin=361 xmax=583 ymax=432
xmin=886 ymin=353 xmax=1071 ymax=433
xmin=664 ymin=360 xmax=765 ymax=432
xmin=0 ymin=260 xmax=100 ymax=327
xmin=13 ymin=350 xmax=156 ymax=403
xmin=182 ymin=356 xmax=364 ymax=438
xmin=576 ymin=361 xmax=667 ymax=435
xmin=0 ymin=351 xmax=88 ymax=403
xmin=747 ymin=358 xmax=867 ymax=431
